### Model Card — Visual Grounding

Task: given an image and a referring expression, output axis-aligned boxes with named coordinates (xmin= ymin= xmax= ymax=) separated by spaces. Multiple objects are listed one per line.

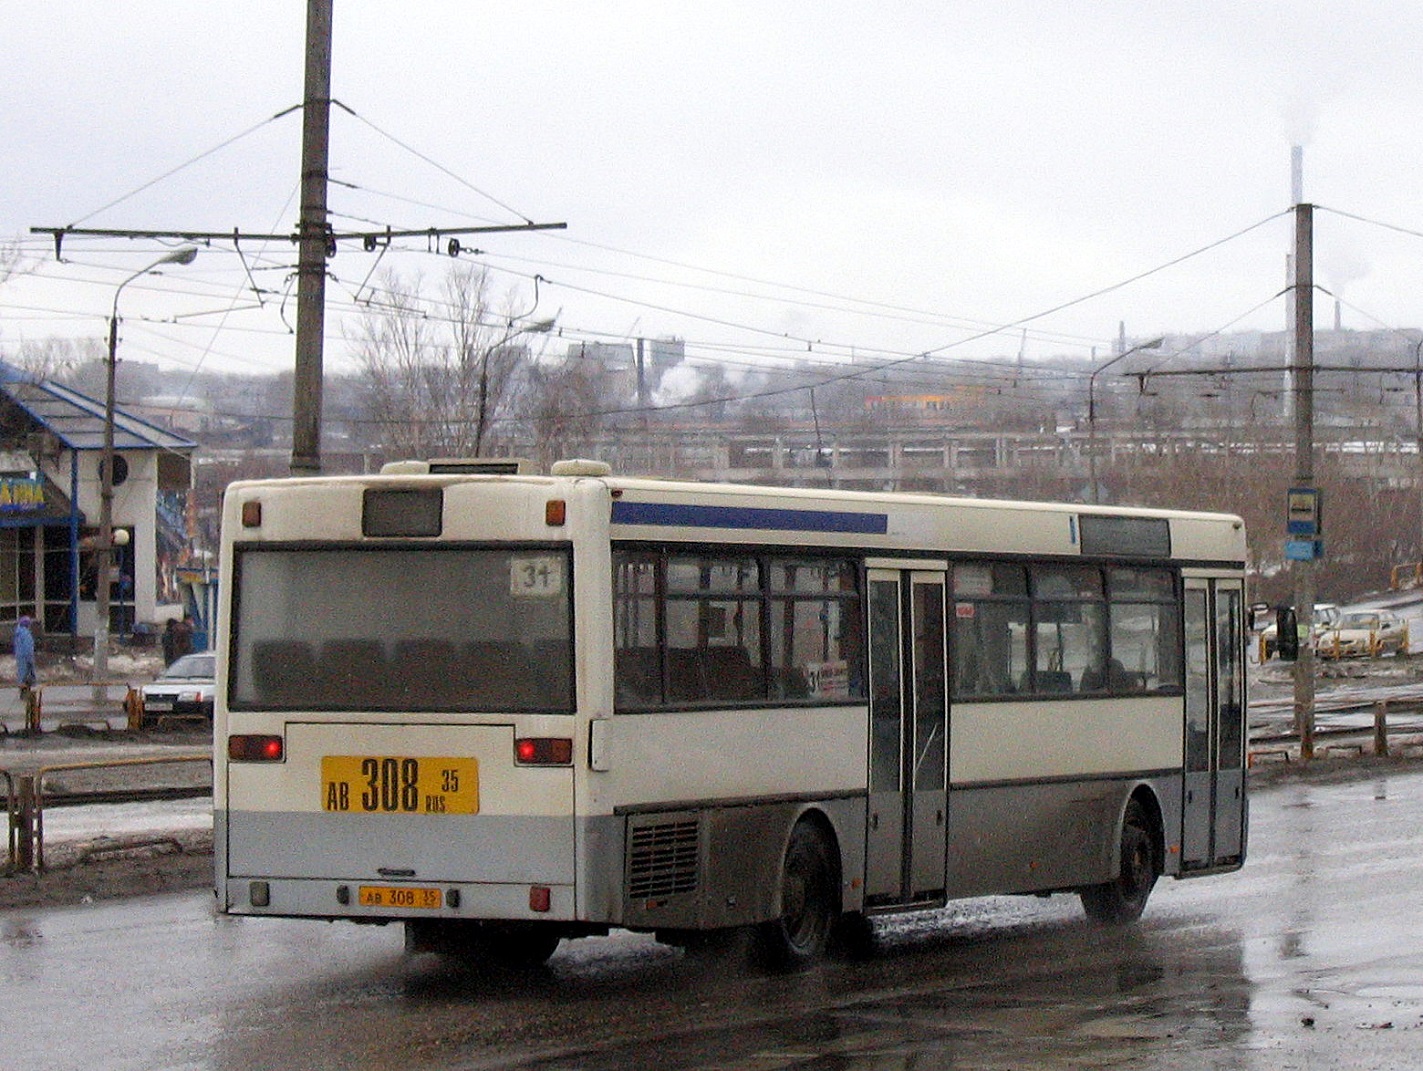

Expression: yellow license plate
xmin=358 ymin=885 xmax=442 ymax=910
xmin=321 ymin=756 xmax=479 ymax=815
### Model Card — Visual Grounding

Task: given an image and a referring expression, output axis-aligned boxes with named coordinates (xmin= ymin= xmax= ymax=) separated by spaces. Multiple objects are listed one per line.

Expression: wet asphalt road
xmin=4 ymin=770 xmax=1423 ymax=1071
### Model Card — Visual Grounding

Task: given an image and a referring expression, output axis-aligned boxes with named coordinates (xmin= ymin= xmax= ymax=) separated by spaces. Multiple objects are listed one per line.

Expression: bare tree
xmin=522 ymin=356 xmax=615 ymax=470
xmin=0 ymin=235 xmax=28 ymax=288
xmin=4 ymin=336 xmax=104 ymax=383
xmin=354 ymin=266 xmax=545 ymax=459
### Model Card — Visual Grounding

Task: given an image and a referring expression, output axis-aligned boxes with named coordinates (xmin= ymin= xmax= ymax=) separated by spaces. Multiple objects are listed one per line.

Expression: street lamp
xmin=473 ymin=315 xmax=557 ymax=456
xmin=1087 ymin=337 xmax=1164 ymax=504
xmin=94 ymin=247 xmax=198 ymax=682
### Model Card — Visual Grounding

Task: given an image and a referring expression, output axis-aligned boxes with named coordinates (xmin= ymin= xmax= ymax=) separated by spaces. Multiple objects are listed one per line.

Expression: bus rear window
xmin=229 ymin=547 xmax=573 ymax=712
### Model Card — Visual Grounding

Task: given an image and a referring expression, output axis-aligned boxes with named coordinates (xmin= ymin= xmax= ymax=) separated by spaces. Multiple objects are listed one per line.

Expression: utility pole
xmin=1292 ymin=203 xmax=1317 ymax=760
xmin=33 ymin=0 xmax=566 ymax=485
xmin=1415 ymin=336 xmax=1423 ymax=574
xmin=292 ymin=0 xmax=333 ymax=475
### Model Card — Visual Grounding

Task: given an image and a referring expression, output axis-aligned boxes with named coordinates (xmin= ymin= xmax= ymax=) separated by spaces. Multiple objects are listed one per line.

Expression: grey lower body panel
xmin=944 ymin=774 xmax=1181 ymax=899
xmin=217 ymin=775 xmax=1186 ymax=930
xmin=220 ymin=807 xmax=578 ymax=922
xmin=227 ymin=809 xmax=575 ymax=881
xmin=217 ymin=800 xmax=866 ymax=931
xmin=614 ymin=796 xmax=865 ymax=933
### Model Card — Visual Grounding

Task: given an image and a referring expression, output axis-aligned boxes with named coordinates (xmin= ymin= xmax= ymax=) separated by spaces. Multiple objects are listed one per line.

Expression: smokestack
xmin=1335 ymin=298 xmax=1341 ymax=332
xmin=1285 ymin=144 xmax=1303 ymax=420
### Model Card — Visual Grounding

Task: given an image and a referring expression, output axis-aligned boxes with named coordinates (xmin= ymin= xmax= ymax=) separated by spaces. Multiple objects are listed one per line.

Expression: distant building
xmin=565 ymin=338 xmax=686 ymax=403
xmin=0 ymin=363 xmax=195 ymax=641
xmin=132 ymin=394 xmax=213 ymax=435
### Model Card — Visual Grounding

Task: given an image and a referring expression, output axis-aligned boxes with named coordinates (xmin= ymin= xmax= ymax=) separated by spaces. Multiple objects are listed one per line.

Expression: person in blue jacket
xmin=14 ymin=615 xmax=36 ymax=692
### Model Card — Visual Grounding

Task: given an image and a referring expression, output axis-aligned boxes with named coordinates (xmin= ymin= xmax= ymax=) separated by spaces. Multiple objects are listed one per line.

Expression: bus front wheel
xmin=756 ymin=821 xmax=839 ymax=970
xmin=1080 ymin=799 xmax=1158 ymax=924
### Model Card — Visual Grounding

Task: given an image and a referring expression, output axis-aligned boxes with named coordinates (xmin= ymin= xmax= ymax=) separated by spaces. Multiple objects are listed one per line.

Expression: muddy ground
xmin=0 ymin=828 xmax=214 ymax=911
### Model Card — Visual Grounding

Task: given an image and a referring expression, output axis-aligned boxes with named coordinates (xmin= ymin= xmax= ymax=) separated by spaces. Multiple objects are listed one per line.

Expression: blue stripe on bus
xmin=611 ymin=500 xmax=889 ymax=535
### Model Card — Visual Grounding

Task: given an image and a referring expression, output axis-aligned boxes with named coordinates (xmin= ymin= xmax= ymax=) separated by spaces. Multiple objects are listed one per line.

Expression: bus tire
xmin=756 ymin=820 xmax=839 ymax=971
xmin=1080 ymin=799 xmax=1158 ymax=924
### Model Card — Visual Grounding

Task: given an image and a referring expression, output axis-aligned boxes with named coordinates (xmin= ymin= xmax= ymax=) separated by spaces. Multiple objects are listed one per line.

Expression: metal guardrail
xmin=1249 ymin=698 xmax=1423 ymax=765
xmin=3 ymin=751 xmax=211 ymax=872
xmin=0 ymin=682 xmax=153 ymax=735
xmin=2 ymin=770 xmax=14 ymax=870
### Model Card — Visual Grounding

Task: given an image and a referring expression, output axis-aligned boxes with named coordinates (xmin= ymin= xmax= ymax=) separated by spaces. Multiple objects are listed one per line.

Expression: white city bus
xmin=214 ymin=459 xmax=1247 ymax=968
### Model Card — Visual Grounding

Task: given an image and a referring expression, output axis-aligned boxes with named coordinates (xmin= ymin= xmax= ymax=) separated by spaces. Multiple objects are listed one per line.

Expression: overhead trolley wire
xmin=64 ymin=108 xmax=300 ymax=229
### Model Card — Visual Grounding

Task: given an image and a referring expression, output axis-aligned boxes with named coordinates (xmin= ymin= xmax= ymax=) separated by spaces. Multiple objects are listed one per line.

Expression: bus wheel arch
xmin=756 ymin=812 xmax=842 ymax=970
xmin=1080 ymin=791 xmax=1161 ymax=925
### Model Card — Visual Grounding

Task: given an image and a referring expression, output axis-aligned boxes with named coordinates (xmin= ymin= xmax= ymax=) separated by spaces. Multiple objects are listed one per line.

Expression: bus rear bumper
xmin=221 ymin=875 xmax=578 ymax=922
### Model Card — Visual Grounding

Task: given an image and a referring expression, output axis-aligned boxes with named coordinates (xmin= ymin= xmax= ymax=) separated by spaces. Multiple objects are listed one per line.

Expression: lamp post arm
xmin=93 ymin=248 xmax=197 ymax=681
xmin=1085 ymin=337 xmax=1163 ymax=506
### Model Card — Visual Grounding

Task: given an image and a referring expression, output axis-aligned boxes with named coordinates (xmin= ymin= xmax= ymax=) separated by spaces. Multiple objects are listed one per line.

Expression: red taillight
xmin=228 ymin=734 xmax=284 ymax=762
xmin=515 ymin=737 xmax=573 ymax=766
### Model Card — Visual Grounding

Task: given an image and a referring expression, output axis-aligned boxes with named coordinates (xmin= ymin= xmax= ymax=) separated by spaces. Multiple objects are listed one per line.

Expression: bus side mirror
xmin=1276 ymin=606 xmax=1299 ymax=661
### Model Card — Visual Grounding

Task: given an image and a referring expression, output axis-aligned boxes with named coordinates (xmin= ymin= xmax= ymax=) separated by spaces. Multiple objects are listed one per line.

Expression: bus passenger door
xmin=1182 ymin=578 xmax=1247 ymax=870
xmin=865 ymin=567 xmax=949 ymax=904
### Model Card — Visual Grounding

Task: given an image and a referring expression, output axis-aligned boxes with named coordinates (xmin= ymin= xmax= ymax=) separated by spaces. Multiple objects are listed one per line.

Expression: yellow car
xmin=1314 ymin=611 xmax=1410 ymax=659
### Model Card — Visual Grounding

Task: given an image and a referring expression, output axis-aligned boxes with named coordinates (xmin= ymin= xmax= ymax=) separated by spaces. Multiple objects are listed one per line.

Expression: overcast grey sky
xmin=4 ymin=1 xmax=1423 ymax=393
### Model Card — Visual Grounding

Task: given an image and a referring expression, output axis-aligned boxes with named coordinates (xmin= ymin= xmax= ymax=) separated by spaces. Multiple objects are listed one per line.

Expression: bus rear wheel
xmin=756 ymin=821 xmax=839 ymax=971
xmin=1080 ymin=799 xmax=1158 ymax=924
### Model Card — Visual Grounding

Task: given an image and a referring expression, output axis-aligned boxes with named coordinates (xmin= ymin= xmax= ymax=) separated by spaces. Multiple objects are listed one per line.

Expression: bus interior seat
xmin=666 ymin=648 xmax=706 ymax=702
xmin=701 ymin=645 xmax=764 ymax=700
xmin=392 ymin=639 xmax=461 ymax=702
xmin=667 ymin=645 xmax=763 ymax=702
xmin=530 ymin=639 xmax=572 ymax=706
xmin=1037 ymin=669 xmax=1074 ymax=693
xmin=615 ymin=646 xmax=661 ymax=706
xmin=320 ymin=640 xmax=389 ymax=704
xmin=465 ymin=641 xmax=533 ymax=706
xmin=251 ymin=640 xmax=318 ymax=704
xmin=777 ymin=666 xmax=809 ymax=698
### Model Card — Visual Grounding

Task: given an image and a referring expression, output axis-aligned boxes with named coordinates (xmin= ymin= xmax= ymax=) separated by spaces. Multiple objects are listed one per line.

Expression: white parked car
xmin=141 ymin=652 xmax=216 ymax=723
xmin=1315 ymin=610 xmax=1409 ymax=659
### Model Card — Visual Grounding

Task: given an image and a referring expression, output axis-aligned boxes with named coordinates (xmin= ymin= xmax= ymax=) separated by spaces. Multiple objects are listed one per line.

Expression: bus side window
xmin=615 ymin=646 xmax=661 ymax=708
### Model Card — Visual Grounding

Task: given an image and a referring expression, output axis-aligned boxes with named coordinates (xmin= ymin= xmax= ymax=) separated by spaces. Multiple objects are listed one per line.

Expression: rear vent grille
xmin=628 ymin=819 xmax=700 ymax=899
